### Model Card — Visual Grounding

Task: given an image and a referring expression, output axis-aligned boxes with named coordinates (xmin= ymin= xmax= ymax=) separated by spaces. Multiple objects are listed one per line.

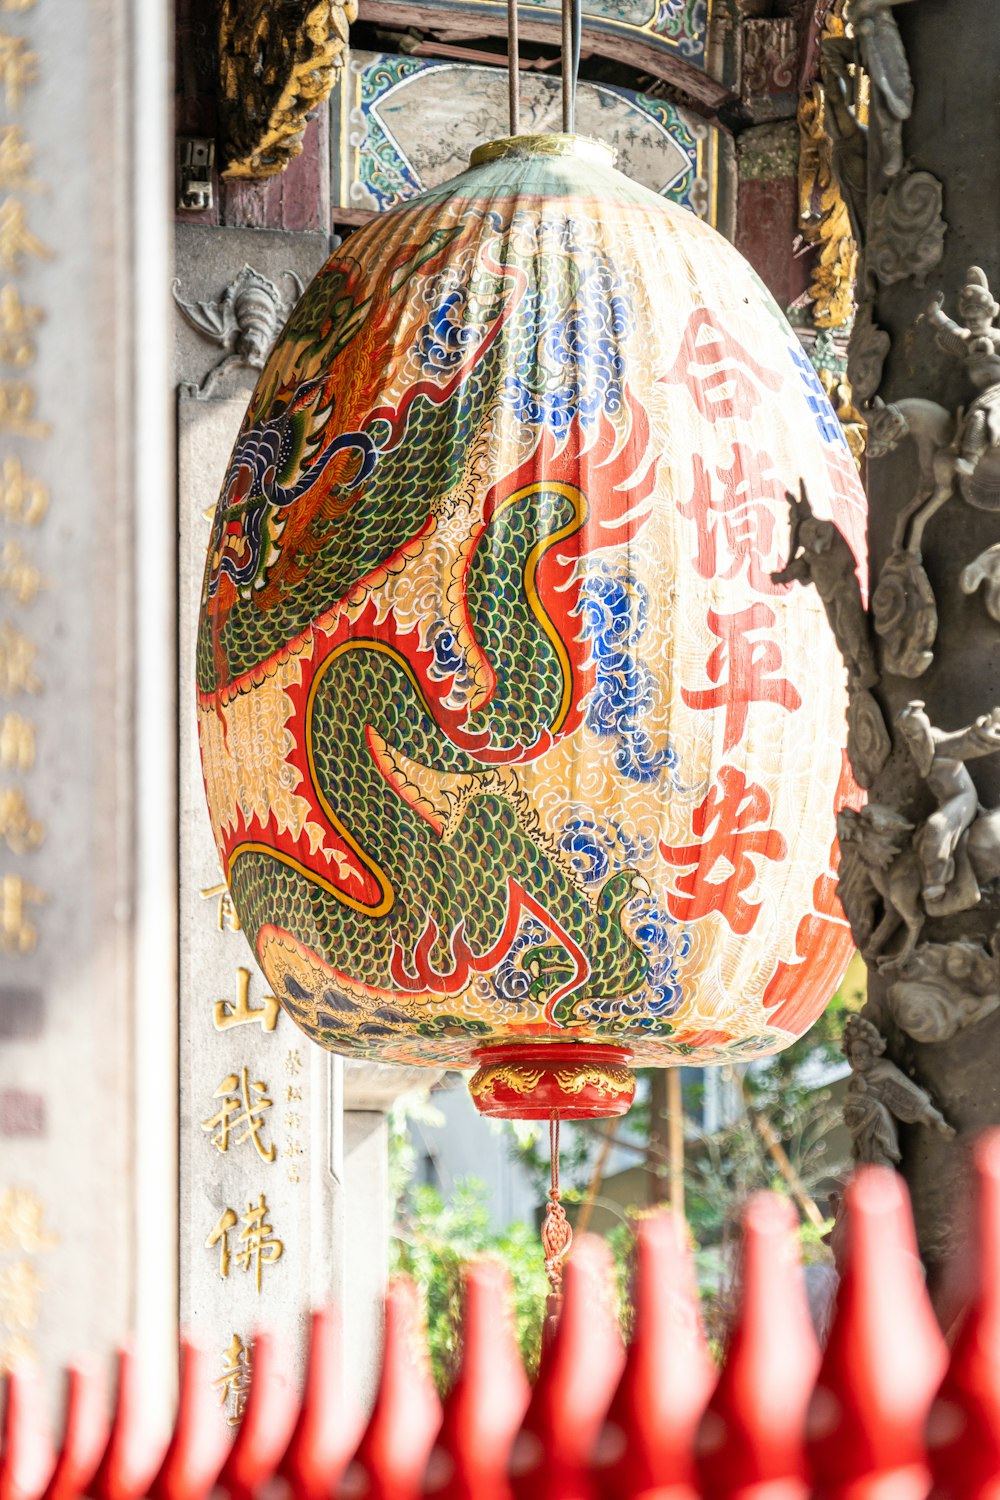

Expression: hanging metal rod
xmin=561 ymin=0 xmax=581 ymax=134
xmin=507 ymin=0 xmax=520 ymax=135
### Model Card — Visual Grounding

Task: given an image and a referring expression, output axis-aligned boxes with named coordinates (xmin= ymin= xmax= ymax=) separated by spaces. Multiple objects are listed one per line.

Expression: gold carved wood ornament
xmin=219 ymin=0 xmax=358 ymax=179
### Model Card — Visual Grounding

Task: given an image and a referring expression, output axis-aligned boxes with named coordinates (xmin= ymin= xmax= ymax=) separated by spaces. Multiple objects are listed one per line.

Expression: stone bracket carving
xmin=219 ymin=0 xmax=358 ymax=179
xmin=173 ymin=264 xmax=304 ymax=400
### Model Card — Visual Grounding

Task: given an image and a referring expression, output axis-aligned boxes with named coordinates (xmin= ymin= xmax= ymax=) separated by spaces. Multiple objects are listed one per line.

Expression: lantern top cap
xmin=469 ymin=133 xmax=614 ymax=169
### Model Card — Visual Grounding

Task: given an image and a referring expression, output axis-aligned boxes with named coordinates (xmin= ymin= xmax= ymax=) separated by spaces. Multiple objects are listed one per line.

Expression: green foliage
xmin=391 ymin=1177 xmax=550 ymax=1389
xmin=389 ymin=963 xmax=864 ymax=1379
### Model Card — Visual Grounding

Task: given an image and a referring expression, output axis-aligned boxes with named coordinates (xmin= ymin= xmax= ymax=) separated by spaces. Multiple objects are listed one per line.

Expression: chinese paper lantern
xmin=197 ymin=133 xmax=865 ymax=1123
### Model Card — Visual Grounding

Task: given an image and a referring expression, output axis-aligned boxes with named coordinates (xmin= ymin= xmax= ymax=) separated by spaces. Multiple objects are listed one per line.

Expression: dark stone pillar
xmin=835 ymin=0 xmax=1000 ymax=1307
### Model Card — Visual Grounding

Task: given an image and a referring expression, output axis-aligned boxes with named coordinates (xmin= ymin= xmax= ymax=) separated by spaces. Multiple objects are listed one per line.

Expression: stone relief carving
xmin=961 ymin=544 xmax=1000 ymax=622
xmin=846 ymin=299 xmax=891 ymax=405
xmin=896 ymin=700 xmax=1000 ymax=909
xmin=173 ymin=264 xmax=304 ymax=399
xmin=928 ymin=267 xmax=1000 ymax=509
xmin=881 ymin=939 xmax=1000 ymax=1044
xmin=871 ymin=545 xmax=937 ymax=677
xmin=837 ymin=706 xmax=1000 ymax=961
xmin=849 ymin=0 xmax=919 ymax=181
xmin=846 ymin=687 xmax=892 ymax=789
xmin=219 ymin=0 xmax=358 ymax=179
xmin=866 ymin=169 xmax=946 ymax=288
xmin=771 ymin=481 xmax=878 ymax=690
xmin=842 ymin=1014 xmax=955 ymax=1168
xmin=837 ymin=802 xmax=923 ymax=959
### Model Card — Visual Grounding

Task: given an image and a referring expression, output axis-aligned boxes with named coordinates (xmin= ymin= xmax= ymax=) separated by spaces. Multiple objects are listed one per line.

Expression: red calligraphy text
xmin=682 ymin=603 xmax=801 ymax=753
xmin=660 ymin=766 xmax=788 ymax=934
xmin=660 ymin=308 xmax=782 ymax=424
xmin=678 ymin=444 xmax=791 ymax=595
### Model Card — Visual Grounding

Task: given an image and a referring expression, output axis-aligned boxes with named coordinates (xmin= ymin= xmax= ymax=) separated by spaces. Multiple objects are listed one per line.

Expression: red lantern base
xmin=467 ymin=1043 xmax=635 ymax=1120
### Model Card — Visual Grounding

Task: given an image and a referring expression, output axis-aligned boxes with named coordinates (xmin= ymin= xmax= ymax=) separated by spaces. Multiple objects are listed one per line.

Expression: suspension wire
xmin=561 ymin=0 xmax=573 ymax=132
xmin=571 ymin=0 xmax=582 ymax=134
xmin=507 ymin=0 xmax=520 ymax=136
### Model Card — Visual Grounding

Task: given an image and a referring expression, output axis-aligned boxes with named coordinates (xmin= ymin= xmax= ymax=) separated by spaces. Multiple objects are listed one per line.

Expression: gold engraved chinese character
xmin=0 ymin=200 xmax=49 ymax=275
xmin=201 ymin=1067 xmax=275 ymax=1163
xmin=205 ymin=1206 xmax=238 ymax=1279
xmin=0 ymin=873 xmax=44 ymax=952
xmin=287 ymin=1162 xmax=301 ymax=1185
xmin=214 ymin=1334 xmax=251 ymax=1427
xmin=0 ymin=786 xmax=44 ymax=853
xmin=0 ymin=1187 xmax=55 ymax=1252
xmin=0 ymin=1259 xmax=41 ymax=1330
xmin=206 ymin=1196 xmax=283 ymax=1294
xmin=284 ymin=1084 xmax=302 ymax=1103
xmin=0 ymin=34 xmax=37 ymax=111
xmin=283 ymin=1111 xmax=301 ymax=1131
xmin=0 ymin=711 xmax=33 ymax=769
xmin=0 ymin=622 xmax=40 ymax=694
xmin=0 ymin=128 xmax=36 ymax=191
xmin=283 ymin=1048 xmax=301 ymax=1077
xmin=213 ymin=967 xmax=279 ymax=1032
xmin=0 ymin=284 xmax=40 ymax=365
xmin=199 ymin=877 xmax=241 ymax=932
xmin=0 ymin=540 xmax=47 ymax=605
xmin=236 ymin=1195 xmax=282 ymax=1294
xmin=0 ymin=380 xmax=47 ymax=436
xmin=0 ymin=456 xmax=46 ymax=525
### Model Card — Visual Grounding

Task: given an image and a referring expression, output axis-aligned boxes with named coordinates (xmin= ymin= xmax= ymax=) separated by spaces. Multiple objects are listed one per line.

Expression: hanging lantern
xmin=197 ymin=133 xmax=866 ymax=1124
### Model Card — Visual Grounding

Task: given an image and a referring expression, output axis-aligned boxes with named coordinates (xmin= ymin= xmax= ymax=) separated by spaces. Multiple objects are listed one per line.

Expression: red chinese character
xmin=678 ymin=444 xmax=791 ymax=595
xmin=681 ymin=603 xmax=802 ymax=753
xmin=660 ymin=766 xmax=788 ymax=935
xmin=660 ymin=308 xmax=782 ymax=424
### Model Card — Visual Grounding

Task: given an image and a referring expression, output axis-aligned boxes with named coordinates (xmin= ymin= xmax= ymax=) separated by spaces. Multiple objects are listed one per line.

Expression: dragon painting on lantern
xmin=197 ymin=145 xmax=868 ymax=1072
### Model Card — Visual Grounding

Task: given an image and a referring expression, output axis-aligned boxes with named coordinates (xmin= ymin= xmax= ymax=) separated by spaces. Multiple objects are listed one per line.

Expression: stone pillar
xmin=824 ymin=0 xmax=1000 ymax=1303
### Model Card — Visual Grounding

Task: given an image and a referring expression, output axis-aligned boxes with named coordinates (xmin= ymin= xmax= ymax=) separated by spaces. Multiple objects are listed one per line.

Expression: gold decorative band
xmin=470 ymin=134 xmax=614 ymax=169
xmin=469 ymin=1061 xmax=633 ymax=1100
xmin=553 ymin=1064 xmax=633 ymax=1097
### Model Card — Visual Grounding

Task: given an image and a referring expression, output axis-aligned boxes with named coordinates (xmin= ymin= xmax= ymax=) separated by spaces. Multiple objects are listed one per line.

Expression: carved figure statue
xmin=173 ymin=264 xmax=304 ymax=399
xmin=928 ymin=268 xmax=1000 ymax=481
xmin=842 ymin=1014 xmax=955 ymax=1168
xmin=771 ymin=481 xmax=878 ymax=690
xmin=881 ymin=939 xmax=1000 ymax=1045
xmin=837 ymin=803 xmax=923 ymax=958
xmin=896 ymin=700 xmax=1000 ymax=902
xmin=849 ymin=0 xmax=918 ymax=180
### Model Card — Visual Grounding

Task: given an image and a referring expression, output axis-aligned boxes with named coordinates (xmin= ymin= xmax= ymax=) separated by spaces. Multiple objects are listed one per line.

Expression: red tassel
xmin=510 ymin=1234 xmax=624 ymax=1500
xmin=808 ymin=1166 xmax=946 ymax=1500
xmin=697 ymin=1193 xmax=819 ymax=1500
xmin=927 ymin=1131 xmax=1000 ymax=1499
xmin=340 ymin=1278 xmax=442 ymax=1500
xmin=89 ymin=1347 xmax=165 ymax=1500
xmin=40 ymin=1364 xmax=107 ymax=1500
xmin=596 ymin=1211 xmax=714 ymax=1500
xmin=147 ymin=1339 xmax=228 ymax=1500
xmin=278 ymin=1307 xmax=363 ymax=1500
xmin=217 ymin=1329 xmax=298 ymax=1500
xmin=0 ymin=1362 xmax=54 ymax=1500
xmin=424 ymin=1260 xmax=529 ymax=1500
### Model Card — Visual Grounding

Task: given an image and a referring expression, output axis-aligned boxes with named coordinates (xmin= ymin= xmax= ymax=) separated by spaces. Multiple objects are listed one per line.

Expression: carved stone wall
xmin=813 ymin=0 xmax=1000 ymax=1303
